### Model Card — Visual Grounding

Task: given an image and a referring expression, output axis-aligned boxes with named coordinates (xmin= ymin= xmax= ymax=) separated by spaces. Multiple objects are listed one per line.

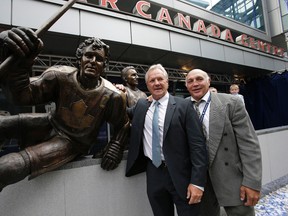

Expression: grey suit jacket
xmin=207 ymin=92 xmax=262 ymax=206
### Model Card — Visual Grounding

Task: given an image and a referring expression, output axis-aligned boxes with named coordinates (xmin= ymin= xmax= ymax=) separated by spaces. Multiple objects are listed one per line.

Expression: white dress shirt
xmin=143 ymin=92 xmax=169 ymax=161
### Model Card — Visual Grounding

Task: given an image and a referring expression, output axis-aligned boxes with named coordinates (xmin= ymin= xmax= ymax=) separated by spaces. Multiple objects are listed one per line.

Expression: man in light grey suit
xmin=185 ymin=69 xmax=262 ymax=216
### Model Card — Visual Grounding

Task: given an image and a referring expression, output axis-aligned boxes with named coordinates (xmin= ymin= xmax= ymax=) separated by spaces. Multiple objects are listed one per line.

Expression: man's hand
xmin=114 ymin=84 xmax=126 ymax=93
xmin=186 ymin=184 xmax=203 ymax=205
xmin=240 ymin=185 xmax=260 ymax=206
xmin=147 ymin=95 xmax=153 ymax=102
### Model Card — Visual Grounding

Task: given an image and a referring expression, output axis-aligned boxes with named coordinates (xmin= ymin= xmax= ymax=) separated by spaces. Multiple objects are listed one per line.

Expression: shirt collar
xmin=190 ymin=91 xmax=210 ymax=103
xmin=152 ymin=92 xmax=169 ymax=106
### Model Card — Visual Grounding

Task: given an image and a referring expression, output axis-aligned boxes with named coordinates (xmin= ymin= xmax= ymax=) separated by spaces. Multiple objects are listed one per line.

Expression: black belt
xmin=159 ymin=160 xmax=167 ymax=168
xmin=147 ymin=157 xmax=167 ymax=168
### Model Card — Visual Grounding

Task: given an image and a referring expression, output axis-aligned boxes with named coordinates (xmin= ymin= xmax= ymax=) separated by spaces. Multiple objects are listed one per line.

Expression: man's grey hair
xmin=145 ymin=64 xmax=168 ymax=82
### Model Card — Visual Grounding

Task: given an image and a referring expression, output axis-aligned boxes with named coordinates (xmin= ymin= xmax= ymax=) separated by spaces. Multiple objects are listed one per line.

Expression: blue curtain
xmin=244 ymin=71 xmax=288 ymax=130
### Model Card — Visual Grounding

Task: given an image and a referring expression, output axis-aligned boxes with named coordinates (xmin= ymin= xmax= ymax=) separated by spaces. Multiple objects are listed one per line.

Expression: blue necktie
xmin=152 ymin=101 xmax=161 ymax=167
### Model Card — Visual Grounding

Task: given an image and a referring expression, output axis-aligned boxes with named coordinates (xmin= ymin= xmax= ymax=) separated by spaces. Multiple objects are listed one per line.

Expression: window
xmin=280 ymin=0 xmax=288 ymax=32
xmin=181 ymin=0 xmax=265 ymax=31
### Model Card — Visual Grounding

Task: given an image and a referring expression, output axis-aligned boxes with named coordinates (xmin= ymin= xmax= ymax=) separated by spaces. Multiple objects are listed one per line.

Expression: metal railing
xmin=32 ymin=54 xmax=233 ymax=84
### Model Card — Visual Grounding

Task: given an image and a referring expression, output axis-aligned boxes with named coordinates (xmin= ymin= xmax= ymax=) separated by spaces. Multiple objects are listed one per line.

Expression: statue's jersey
xmin=125 ymin=86 xmax=147 ymax=107
xmin=10 ymin=66 xmax=127 ymax=153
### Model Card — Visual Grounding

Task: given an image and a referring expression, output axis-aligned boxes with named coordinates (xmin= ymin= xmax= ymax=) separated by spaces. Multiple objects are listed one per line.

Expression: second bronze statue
xmin=121 ymin=66 xmax=147 ymax=107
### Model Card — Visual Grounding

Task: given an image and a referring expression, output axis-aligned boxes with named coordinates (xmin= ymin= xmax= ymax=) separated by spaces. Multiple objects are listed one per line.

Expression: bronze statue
xmin=0 ymin=27 xmax=129 ymax=192
xmin=121 ymin=66 xmax=147 ymax=107
xmin=0 ymin=111 xmax=9 ymax=153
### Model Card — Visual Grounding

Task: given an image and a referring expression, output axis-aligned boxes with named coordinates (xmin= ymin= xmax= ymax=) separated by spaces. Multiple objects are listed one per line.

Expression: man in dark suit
xmin=185 ymin=69 xmax=262 ymax=216
xmin=125 ymin=64 xmax=208 ymax=216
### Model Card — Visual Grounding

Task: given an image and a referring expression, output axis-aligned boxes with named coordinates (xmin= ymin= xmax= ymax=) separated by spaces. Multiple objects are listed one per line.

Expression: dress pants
xmin=200 ymin=173 xmax=221 ymax=216
xmin=146 ymin=160 xmax=201 ymax=216
xmin=200 ymin=174 xmax=255 ymax=216
xmin=224 ymin=206 xmax=255 ymax=216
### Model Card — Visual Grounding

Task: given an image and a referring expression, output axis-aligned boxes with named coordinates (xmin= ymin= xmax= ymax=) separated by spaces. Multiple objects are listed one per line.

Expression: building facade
xmin=0 ymin=0 xmax=287 ymax=87
xmin=0 ymin=0 xmax=288 ymax=119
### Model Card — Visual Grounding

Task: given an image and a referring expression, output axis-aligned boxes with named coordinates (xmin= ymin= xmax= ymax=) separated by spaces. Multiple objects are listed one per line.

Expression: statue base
xmin=0 ymin=157 xmax=153 ymax=216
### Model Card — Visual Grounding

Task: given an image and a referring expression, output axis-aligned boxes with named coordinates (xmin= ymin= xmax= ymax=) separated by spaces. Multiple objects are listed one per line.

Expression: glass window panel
xmin=180 ymin=0 xmax=265 ymax=31
xmin=280 ymin=0 xmax=288 ymax=15
xmin=282 ymin=14 xmax=288 ymax=31
xmin=280 ymin=0 xmax=288 ymax=32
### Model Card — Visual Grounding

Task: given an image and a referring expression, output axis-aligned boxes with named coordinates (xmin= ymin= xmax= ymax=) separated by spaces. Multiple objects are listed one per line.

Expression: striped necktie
xmin=194 ymin=100 xmax=207 ymax=139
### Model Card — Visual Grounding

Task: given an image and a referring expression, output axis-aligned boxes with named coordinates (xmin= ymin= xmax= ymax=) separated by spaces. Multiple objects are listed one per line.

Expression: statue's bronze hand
xmin=3 ymin=27 xmax=43 ymax=59
xmin=101 ymin=140 xmax=123 ymax=171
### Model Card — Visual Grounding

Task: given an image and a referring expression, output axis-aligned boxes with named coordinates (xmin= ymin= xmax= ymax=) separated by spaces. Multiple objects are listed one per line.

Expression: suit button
xmin=224 ymin=147 xmax=228 ymax=151
xmin=223 ymin=133 xmax=228 ymax=136
xmin=225 ymin=162 xmax=229 ymax=166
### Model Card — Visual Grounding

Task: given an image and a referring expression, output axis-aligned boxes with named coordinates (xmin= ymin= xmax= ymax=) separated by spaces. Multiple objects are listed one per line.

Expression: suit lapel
xmin=163 ymin=95 xmax=176 ymax=139
xmin=141 ymin=99 xmax=151 ymax=123
xmin=134 ymin=99 xmax=151 ymax=132
xmin=208 ymin=93 xmax=226 ymax=165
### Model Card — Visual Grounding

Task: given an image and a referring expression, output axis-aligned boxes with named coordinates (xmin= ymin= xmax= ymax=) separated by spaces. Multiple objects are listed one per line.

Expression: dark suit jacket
xmin=206 ymin=92 xmax=262 ymax=206
xmin=125 ymin=94 xmax=208 ymax=200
